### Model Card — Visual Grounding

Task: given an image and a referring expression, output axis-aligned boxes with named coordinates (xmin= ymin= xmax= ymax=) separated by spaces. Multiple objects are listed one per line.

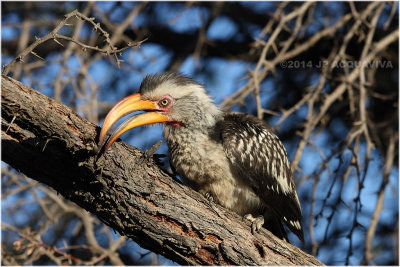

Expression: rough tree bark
xmin=1 ymin=75 xmax=324 ymax=266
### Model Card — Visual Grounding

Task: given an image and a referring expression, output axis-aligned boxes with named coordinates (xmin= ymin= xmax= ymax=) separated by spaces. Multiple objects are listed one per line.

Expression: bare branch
xmin=2 ymin=9 xmax=146 ymax=76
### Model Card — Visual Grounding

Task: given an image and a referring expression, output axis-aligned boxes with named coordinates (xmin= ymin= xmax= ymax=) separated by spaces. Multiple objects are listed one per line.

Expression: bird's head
xmin=99 ymin=72 xmax=222 ymax=152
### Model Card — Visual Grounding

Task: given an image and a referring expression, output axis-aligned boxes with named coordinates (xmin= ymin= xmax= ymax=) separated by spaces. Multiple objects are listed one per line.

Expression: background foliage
xmin=1 ymin=1 xmax=398 ymax=265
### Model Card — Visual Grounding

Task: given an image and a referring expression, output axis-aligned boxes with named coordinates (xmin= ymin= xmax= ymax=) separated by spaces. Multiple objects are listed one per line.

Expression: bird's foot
xmin=203 ymin=192 xmax=224 ymax=218
xmin=204 ymin=192 xmax=218 ymax=205
xmin=244 ymin=214 xmax=264 ymax=234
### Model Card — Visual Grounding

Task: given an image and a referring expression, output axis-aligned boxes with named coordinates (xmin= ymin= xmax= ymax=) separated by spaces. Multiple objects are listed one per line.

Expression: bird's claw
xmin=204 ymin=192 xmax=218 ymax=204
xmin=244 ymin=214 xmax=264 ymax=234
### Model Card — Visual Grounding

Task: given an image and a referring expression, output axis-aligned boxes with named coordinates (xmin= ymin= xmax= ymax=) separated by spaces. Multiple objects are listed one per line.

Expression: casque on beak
xmin=99 ymin=93 xmax=169 ymax=152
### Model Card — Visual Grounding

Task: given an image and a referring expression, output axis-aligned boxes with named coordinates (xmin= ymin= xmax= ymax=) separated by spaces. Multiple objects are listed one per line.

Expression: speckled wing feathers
xmin=220 ymin=113 xmax=304 ymax=242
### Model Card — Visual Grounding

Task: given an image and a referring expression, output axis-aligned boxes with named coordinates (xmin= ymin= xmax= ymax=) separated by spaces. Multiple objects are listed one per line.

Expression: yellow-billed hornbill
xmin=99 ymin=72 xmax=304 ymax=242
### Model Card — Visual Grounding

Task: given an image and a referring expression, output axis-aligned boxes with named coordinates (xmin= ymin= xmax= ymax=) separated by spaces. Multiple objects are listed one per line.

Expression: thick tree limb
xmin=1 ymin=75 xmax=323 ymax=265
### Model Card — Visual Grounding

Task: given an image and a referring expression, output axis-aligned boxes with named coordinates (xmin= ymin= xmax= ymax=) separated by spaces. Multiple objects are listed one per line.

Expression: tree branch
xmin=1 ymin=75 xmax=323 ymax=265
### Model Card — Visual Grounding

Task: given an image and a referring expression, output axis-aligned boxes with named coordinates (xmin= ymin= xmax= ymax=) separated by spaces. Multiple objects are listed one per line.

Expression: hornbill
xmin=99 ymin=72 xmax=304 ymax=243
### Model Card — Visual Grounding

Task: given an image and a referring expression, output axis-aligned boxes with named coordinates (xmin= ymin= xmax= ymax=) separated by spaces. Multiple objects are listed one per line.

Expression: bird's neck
xmin=163 ymin=104 xmax=223 ymax=145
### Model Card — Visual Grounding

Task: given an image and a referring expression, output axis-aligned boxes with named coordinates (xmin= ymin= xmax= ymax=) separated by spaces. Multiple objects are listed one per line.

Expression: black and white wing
xmin=220 ymin=113 xmax=304 ymax=242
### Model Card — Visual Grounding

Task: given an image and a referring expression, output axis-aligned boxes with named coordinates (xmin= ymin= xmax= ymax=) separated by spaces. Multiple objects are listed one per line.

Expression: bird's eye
xmin=159 ymin=98 xmax=170 ymax=107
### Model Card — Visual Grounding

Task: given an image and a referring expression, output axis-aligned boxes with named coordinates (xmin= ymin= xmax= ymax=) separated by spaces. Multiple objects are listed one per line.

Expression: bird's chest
xmin=167 ymin=130 xmax=229 ymax=186
xmin=164 ymin=127 xmax=263 ymax=215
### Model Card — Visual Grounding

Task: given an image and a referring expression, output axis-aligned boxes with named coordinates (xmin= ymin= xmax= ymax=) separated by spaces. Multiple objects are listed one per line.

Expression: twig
xmin=2 ymin=9 xmax=147 ymax=76
xmin=362 ymin=133 xmax=396 ymax=264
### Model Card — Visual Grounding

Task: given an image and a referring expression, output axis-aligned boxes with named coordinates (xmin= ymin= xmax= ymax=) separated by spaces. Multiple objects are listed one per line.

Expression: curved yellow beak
xmin=99 ymin=93 xmax=169 ymax=152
